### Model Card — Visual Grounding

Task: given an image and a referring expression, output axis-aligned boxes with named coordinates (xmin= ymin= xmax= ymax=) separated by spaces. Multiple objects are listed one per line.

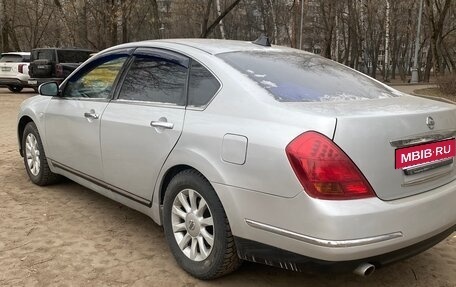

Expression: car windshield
xmin=57 ymin=50 xmax=91 ymax=63
xmin=0 ymin=54 xmax=28 ymax=62
xmin=217 ymin=51 xmax=401 ymax=102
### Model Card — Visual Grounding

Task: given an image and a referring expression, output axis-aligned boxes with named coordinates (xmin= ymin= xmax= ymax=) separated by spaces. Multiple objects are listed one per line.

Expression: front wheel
xmin=8 ymin=85 xmax=23 ymax=93
xmin=22 ymin=122 xmax=60 ymax=185
xmin=163 ymin=170 xmax=241 ymax=279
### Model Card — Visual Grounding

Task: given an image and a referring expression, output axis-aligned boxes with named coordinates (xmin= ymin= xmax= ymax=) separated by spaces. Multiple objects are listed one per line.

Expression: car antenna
xmin=253 ymin=34 xmax=271 ymax=47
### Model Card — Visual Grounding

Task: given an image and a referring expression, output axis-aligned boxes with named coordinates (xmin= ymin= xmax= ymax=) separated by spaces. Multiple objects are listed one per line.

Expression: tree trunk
xmin=200 ymin=0 xmax=241 ymax=38
xmin=423 ymin=45 xmax=432 ymax=82
xmin=268 ymin=0 xmax=278 ymax=44
xmin=320 ymin=0 xmax=335 ymax=59
xmin=201 ymin=0 xmax=213 ymax=38
xmin=424 ymin=0 xmax=452 ymax=78
xmin=80 ymin=0 xmax=89 ymax=47
xmin=110 ymin=0 xmax=118 ymax=46
xmin=215 ymin=0 xmax=226 ymax=39
xmin=383 ymin=0 xmax=390 ymax=81
xmin=150 ymin=0 xmax=160 ymax=39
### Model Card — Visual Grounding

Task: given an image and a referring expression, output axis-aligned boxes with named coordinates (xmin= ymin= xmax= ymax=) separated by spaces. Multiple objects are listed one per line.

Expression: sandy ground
xmin=0 ymin=87 xmax=455 ymax=287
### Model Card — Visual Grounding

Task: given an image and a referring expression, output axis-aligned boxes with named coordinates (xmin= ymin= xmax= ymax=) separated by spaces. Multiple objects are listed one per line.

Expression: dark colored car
xmin=28 ymin=48 xmax=92 ymax=88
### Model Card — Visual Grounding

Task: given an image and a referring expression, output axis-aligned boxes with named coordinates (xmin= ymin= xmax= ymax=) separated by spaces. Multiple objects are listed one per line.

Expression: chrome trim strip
xmin=53 ymin=97 xmax=110 ymax=103
xmin=245 ymin=219 xmax=403 ymax=248
xmin=403 ymin=158 xmax=453 ymax=176
xmin=401 ymin=170 xmax=452 ymax=187
xmin=112 ymin=98 xmax=185 ymax=109
xmin=390 ymin=130 xmax=456 ymax=148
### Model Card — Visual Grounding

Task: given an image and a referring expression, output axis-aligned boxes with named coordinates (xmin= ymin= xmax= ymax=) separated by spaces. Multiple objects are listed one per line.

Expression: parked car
xmin=17 ymin=39 xmax=456 ymax=279
xmin=0 ymin=52 xmax=32 ymax=93
xmin=27 ymin=48 xmax=92 ymax=88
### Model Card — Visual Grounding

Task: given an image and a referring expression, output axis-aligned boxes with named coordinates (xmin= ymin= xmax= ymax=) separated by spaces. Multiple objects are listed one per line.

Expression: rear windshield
xmin=0 ymin=54 xmax=29 ymax=62
xmin=32 ymin=50 xmax=55 ymax=61
xmin=217 ymin=51 xmax=400 ymax=102
xmin=57 ymin=50 xmax=91 ymax=63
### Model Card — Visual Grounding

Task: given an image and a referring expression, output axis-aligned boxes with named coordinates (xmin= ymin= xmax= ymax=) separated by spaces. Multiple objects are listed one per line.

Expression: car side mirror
xmin=38 ymin=82 xmax=59 ymax=97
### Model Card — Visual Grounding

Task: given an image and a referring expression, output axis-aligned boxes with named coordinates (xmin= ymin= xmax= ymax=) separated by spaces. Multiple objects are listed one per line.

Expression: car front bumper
xmin=213 ymin=179 xmax=456 ymax=264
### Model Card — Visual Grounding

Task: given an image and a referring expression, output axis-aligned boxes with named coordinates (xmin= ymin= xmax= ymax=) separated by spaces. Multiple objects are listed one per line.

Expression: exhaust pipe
xmin=353 ymin=263 xmax=375 ymax=277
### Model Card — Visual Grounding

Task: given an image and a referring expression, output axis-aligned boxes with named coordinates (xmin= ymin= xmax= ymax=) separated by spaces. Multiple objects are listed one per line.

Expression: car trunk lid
xmin=331 ymin=96 xmax=456 ymax=201
xmin=0 ymin=62 xmax=17 ymax=75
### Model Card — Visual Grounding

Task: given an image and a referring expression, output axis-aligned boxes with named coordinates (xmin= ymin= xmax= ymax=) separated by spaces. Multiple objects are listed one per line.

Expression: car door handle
xmin=84 ymin=110 xmax=99 ymax=120
xmin=150 ymin=121 xmax=174 ymax=129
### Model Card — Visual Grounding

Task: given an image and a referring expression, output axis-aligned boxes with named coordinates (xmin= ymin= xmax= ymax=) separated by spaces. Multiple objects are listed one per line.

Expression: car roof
xmin=1 ymin=52 xmax=30 ymax=56
xmin=32 ymin=48 xmax=93 ymax=52
xmin=112 ymin=39 xmax=292 ymax=55
xmin=160 ymin=39 xmax=290 ymax=55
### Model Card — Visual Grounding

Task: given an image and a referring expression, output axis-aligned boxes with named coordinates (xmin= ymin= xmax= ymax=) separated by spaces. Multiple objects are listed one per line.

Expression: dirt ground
xmin=0 ymin=88 xmax=455 ymax=287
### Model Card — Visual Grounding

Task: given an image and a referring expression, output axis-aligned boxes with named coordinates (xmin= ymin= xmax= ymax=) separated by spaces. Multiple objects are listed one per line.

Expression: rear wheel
xmin=163 ymin=169 xmax=241 ymax=279
xmin=22 ymin=122 xmax=60 ymax=185
xmin=8 ymin=85 xmax=23 ymax=93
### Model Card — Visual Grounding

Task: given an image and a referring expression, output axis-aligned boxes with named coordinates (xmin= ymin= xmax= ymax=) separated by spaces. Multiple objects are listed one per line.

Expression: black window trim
xmin=112 ymin=46 xmax=222 ymax=110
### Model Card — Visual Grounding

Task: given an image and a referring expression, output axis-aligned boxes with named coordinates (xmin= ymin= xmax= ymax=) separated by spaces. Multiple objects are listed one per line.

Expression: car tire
xmin=8 ymin=85 xmax=23 ymax=93
xmin=22 ymin=122 xmax=60 ymax=186
xmin=163 ymin=169 xmax=242 ymax=279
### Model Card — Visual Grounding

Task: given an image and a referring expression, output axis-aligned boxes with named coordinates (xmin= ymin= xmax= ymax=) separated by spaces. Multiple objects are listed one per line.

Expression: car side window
xmin=62 ymin=56 xmax=127 ymax=99
xmin=188 ymin=60 xmax=220 ymax=107
xmin=118 ymin=55 xmax=188 ymax=105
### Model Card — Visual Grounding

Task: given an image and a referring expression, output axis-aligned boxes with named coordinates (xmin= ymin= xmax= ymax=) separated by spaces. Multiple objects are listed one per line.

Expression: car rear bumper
xmin=0 ymin=77 xmax=30 ymax=87
xmin=234 ymin=223 xmax=455 ymax=272
xmin=213 ymin=179 xmax=456 ymax=262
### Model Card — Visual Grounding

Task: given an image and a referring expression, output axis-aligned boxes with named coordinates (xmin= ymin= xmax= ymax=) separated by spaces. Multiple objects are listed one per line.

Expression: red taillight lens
xmin=18 ymin=64 xmax=25 ymax=74
xmin=55 ymin=64 xmax=63 ymax=78
xmin=286 ymin=131 xmax=375 ymax=200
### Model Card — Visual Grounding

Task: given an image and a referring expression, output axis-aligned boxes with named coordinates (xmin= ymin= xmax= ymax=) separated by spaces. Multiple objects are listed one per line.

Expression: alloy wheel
xmin=25 ymin=133 xmax=41 ymax=176
xmin=171 ymin=188 xmax=214 ymax=261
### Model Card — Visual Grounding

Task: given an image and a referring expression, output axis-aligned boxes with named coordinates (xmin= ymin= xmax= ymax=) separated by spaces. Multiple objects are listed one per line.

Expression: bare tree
xmin=200 ymin=0 xmax=241 ymax=38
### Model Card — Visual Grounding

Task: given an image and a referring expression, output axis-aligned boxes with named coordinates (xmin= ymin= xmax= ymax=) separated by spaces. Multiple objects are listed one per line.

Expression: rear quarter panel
xmin=157 ymin=55 xmax=336 ymax=200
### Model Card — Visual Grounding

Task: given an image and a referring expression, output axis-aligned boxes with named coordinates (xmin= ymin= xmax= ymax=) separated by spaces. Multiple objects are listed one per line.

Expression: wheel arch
xmin=17 ymin=115 xmax=34 ymax=157
xmin=153 ymin=153 xmax=227 ymax=226
xmin=158 ymin=164 xmax=195 ymax=205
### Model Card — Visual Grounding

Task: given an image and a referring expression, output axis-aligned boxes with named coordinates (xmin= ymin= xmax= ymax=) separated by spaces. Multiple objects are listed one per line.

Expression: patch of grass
xmin=414 ymin=87 xmax=456 ymax=103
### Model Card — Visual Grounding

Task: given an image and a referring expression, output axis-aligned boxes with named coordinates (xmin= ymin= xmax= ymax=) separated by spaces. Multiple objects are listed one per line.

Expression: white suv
xmin=0 ymin=52 xmax=32 ymax=93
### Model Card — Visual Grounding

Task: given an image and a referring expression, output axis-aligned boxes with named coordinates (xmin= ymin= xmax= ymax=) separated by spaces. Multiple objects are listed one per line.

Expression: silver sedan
xmin=17 ymin=39 xmax=456 ymax=279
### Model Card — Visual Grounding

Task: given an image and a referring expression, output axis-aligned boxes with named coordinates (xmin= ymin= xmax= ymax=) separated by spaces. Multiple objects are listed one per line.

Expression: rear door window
xmin=217 ymin=51 xmax=401 ymax=102
xmin=118 ymin=51 xmax=188 ymax=106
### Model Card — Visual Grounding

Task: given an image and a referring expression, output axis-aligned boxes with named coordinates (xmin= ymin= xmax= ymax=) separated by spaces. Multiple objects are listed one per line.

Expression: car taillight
xmin=55 ymin=64 xmax=63 ymax=78
xmin=18 ymin=64 xmax=25 ymax=74
xmin=286 ymin=131 xmax=375 ymax=200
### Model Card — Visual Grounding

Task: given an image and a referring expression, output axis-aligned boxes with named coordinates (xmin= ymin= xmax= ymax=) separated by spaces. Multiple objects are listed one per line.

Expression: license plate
xmin=37 ymin=65 xmax=46 ymax=69
xmin=28 ymin=80 xmax=37 ymax=85
xmin=1 ymin=67 xmax=11 ymax=71
xmin=395 ymin=138 xmax=456 ymax=169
